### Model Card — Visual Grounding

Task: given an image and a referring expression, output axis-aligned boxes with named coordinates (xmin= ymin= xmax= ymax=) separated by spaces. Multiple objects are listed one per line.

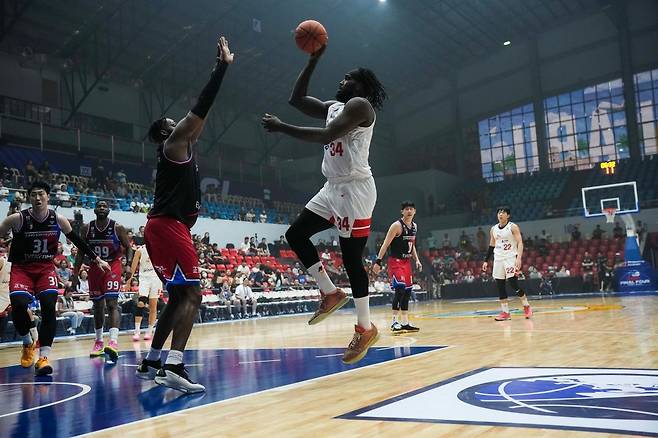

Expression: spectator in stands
xmin=571 ymin=225 xmax=582 ymax=241
xmin=556 ymin=265 xmax=571 ymax=278
xmin=596 ymin=250 xmax=607 ymax=272
xmin=245 ymin=209 xmax=256 ymax=222
xmin=581 ymin=251 xmax=594 ymax=272
xmin=249 ymin=266 xmax=264 ymax=288
xmin=202 ymin=232 xmax=211 ymax=245
xmin=134 ymin=226 xmax=145 ymax=246
xmin=199 ymin=271 xmax=213 ymax=292
xmin=236 ymin=261 xmax=250 ymax=276
xmin=25 ymin=159 xmax=39 ymax=183
xmin=0 ymin=181 xmax=8 ymax=201
xmin=321 ymin=248 xmax=331 ymax=262
xmin=592 ymin=225 xmax=605 ymax=240
xmin=541 ymin=229 xmax=552 ymax=243
xmin=38 ymin=160 xmax=51 ymax=179
xmin=476 ymin=227 xmax=486 ymax=252
xmin=56 ymin=184 xmax=70 ymax=205
xmin=66 ymin=246 xmax=77 ymax=267
xmin=115 ymin=169 xmax=127 ymax=184
xmin=527 ymin=265 xmax=542 ymax=279
xmin=442 ymin=233 xmax=451 ymax=248
xmin=76 ymin=269 xmax=90 ymax=294
xmin=56 ymin=259 xmax=72 ymax=289
xmin=463 ymin=270 xmax=475 ymax=283
xmin=257 ymin=238 xmax=270 ymax=256
xmin=235 ymin=279 xmax=257 ymax=318
xmin=459 ymin=231 xmax=470 ymax=249
xmin=613 ymin=222 xmax=624 ymax=239
xmin=57 ymin=289 xmax=85 ymax=335
xmin=600 ymin=261 xmax=613 ymax=292
xmin=259 ymin=210 xmax=267 ymax=223
xmin=240 ymin=236 xmax=250 ymax=254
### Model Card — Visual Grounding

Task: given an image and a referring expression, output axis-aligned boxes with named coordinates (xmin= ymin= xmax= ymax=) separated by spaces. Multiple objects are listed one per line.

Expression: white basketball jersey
xmin=492 ymin=222 xmax=518 ymax=259
xmin=321 ymin=102 xmax=374 ymax=183
xmin=138 ymin=246 xmax=158 ymax=279
xmin=0 ymin=257 xmax=10 ymax=306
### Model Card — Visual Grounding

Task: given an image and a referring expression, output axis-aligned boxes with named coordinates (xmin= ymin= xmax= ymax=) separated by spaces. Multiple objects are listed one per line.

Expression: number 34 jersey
xmin=492 ymin=222 xmax=518 ymax=260
xmin=8 ymin=209 xmax=61 ymax=264
xmin=86 ymin=219 xmax=122 ymax=262
xmin=321 ymin=101 xmax=375 ymax=184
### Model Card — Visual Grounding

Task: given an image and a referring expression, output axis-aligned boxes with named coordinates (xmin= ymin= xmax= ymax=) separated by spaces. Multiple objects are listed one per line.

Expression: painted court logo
xmin=340 ymin=367 xmax=658 ymax=436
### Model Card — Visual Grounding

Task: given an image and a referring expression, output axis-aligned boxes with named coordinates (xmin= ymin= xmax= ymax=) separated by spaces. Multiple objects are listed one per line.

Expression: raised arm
xmin=373 ymin=221 xmax=402 ymax=274
xmin=164 ymin=36 xmax=234 ymax=161
xmin=288 ymin=46 xmax=336 ymax=119
xmin=262 ymin=97 xmax=373 ymax=144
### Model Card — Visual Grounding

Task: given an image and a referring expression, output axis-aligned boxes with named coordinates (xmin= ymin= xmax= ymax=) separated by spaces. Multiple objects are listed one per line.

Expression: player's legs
xmin=103 ymin=296 xmax=120 ymax=360
xmin=134 ymin=296 xmax=148 ymax=340
xmin=399 ymin=286 xmax=419 ymax=332
xmin=90 ymin=297 xmax=107 ymax=356
xmin=9 ymin=293 xmax=36 ymax=367
xmin=508 ymin=275 xmax=532 ymax=318
xmin=35 ymin=291 xmax=58 ymax=375
xmin=391 ymin=286 xmax=403 ymax=330
xmin=146 ymin=287 xmax=159 ymax=338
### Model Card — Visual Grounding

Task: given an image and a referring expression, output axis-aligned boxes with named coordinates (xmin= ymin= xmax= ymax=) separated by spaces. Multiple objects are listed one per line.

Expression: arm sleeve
xmin=484 ymin=245 xmax=495 ymax=262
xmin=65 ymin=231 xmax=98 ymax=262
xmin=190 ymin=60 xmax=229 ymax=119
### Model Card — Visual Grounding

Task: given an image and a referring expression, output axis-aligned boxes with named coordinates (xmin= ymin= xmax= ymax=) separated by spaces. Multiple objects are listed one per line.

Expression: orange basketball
xmin=294 ymin=20 xmax=328 ymax=54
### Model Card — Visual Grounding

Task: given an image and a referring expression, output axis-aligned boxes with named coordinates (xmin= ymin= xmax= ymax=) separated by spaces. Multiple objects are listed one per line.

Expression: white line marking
xmin=121 ymin=363 xmax=203 ymax=367
xmin=315 ymin=353 xmax=343 ymax=358
xmin=73 ymin=347 xmax=447 ymax=438
xmin=0 ymin=382 xmax=91 ymax=418
xmin=238 ymin=359 xmax=282 ymax=364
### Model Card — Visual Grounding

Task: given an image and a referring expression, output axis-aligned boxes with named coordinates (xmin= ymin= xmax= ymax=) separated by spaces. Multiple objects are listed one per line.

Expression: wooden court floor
xmin=1 ymin=294 xmax=656 ymax=437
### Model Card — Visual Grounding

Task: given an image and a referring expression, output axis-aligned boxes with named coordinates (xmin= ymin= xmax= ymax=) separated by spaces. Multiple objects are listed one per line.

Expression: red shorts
xmin=388 ymin=257 xmax=412 ymax=290
xmin=9 ymin=262 xmax=59 ymax=299
xmin=145 ymin=216 xmax=200 ymax=290
xmin=88 ymin=259 xmax=123 ymax=300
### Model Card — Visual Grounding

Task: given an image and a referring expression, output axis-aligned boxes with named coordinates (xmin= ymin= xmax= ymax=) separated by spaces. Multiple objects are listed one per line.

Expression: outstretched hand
xmin=310 ymin=44 xmax=327 ymax=61
xmin=217 ymin=36 xmax=234 ymax=64
xmin=261 ymin=113 xmax=282 ymax=132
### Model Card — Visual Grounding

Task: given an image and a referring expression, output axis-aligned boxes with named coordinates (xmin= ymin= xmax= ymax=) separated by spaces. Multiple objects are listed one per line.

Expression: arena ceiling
xmin=1 ymin=0 xmax=607 ymax=160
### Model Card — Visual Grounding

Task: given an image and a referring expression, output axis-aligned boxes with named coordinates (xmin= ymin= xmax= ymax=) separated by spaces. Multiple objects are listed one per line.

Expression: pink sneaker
xmin=494 ymin=311 xmax=511 ymax=321
xmin=132 ymin=334 xmax=140 ymax=342
xmin=143 ymin=332 xmax=152 ymax=341
xmin=90 ymin=340 xmax=104 ymax=357
xmin=104 ymin=340 xmax=119 ymax=361
xmin=524 ymin=305 xmax=533 ymax=319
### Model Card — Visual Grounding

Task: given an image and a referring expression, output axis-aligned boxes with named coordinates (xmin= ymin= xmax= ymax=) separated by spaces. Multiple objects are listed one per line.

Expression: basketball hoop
xmin=603 ymin=208 xmax=617 ymax=224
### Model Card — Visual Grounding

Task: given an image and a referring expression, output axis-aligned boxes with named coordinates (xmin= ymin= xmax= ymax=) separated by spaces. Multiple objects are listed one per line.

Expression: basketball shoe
xmin=90 ymin=340 xmax=104 ymax=357
xmin=104 ymin=340 xmax=119 ymax=361
xmin=308 ymin=288 xmax=349 ymax=325
xmin=494 ymin=311 xmax=511 ymax=321
xmin=20 ymin=341 xmax=37 ymax=368
xmin=401 ymin=324 xmax=420 ymax=333
xmin=136 ymin=358 xmax=162 ymax=380
xmin=155 ymin=364 xmax=205 ymax=394
xmin=391 ymin=322 xmax=404 ymax=335
xmin=342 ymin=323 xmax=379 ymax=365
xmin=35 ymin=357 xmax=53 ymax=376
xmin=524 ymin=305 xmax=533 ymax=319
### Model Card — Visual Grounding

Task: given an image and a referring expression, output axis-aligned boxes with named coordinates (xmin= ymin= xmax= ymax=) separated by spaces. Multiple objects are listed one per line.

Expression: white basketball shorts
xmin=493 ymin=257 xmax=517 ymax=280
xmin=306 ymin=176 xmax=376 ymax=239
xmin=139 ymin=276 xmax=161 ymax=299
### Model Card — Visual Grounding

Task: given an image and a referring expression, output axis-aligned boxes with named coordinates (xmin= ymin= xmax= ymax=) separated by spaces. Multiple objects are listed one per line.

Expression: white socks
xmin=400 ymin=312 xmax=409 ymax=325
xmin=520 ymin=295 xmax=529 ymax=306
xmin=29 ymin=326 xmax=39 ymax=344
xmin=22 ymin=333 xmax=33 ymax=346
xmin=134 ymin=323 xmax=141 ymax=336
xmin=165 ymin=349 xmax=184 ymax=365
xmin=95 ymin=329 xmax=103 ymax=341
xmin=308 ymin=261 xmax=337 ymax=294
xmin=146 ymin=348 xmax=161 ymax=361
xmin=40 ymin=346 xmax=51 ymax=358
xmin=501 ymin=302 xmax=510 ymax=313
xmin=109 ymin=328 xmax=119 ymax=342
xmin=354 ymin=296 xmax=371 ymax=330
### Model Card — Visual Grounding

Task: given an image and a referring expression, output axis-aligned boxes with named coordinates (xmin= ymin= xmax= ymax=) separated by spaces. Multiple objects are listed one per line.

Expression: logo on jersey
xmin=341 ymin=367 xmax=658 ymax=436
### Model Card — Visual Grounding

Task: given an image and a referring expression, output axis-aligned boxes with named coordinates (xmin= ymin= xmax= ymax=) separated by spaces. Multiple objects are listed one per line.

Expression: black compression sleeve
xmin=485 ymin=245 xmax=495 ymax=262
xmin=65 ymin=231 xmax=98 ymax=261
xmin=191 ymin=60 xmax=229 ymax=119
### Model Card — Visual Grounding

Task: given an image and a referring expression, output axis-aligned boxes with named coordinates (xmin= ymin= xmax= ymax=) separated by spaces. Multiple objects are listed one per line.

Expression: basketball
xmin=294 ymin=20 xmax=328 ymax=54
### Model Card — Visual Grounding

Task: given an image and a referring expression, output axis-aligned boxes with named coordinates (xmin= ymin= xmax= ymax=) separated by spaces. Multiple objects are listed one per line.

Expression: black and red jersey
xmin=148 ymin=144 xmax=200 ymax=228
xmin=389 ymin=219 xmax=417 ymax=259
xmin=9 ymin=209 xmax=61 ymax=264
xmin=86 ymin=219 xmax=122 ymax=262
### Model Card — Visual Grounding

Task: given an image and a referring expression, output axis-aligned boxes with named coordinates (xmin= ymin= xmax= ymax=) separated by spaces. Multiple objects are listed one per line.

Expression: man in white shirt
xmin=236 ymin=261 xmax=250 ymax=276
xmin=235 ymin=279 xmax=257 ymax=318
xmin=239 ymin=237 xmax=250 ymax=254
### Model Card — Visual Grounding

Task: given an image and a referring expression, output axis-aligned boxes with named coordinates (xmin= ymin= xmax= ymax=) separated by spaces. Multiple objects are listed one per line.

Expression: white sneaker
xmin=154 ymin=364 xmax=205 ymax=394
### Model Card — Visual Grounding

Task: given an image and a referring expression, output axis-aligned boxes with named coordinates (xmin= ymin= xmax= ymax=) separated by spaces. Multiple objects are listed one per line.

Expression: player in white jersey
xmin=262 ymin=45 xmax=387 ymax=364
xmin=0 ymin=254 xmax=11 ymax=317
xmin=127 ymin=245 xmax=162 ymax=341
xmin=482 ymin=206 xmax=533 ymax=321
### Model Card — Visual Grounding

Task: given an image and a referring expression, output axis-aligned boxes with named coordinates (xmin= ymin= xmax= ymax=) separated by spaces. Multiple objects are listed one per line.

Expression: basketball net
xmin=603 ymin=208 xmax=616 ymax=224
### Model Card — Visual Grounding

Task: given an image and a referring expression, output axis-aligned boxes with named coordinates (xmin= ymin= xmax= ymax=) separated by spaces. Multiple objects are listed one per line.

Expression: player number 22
xmin=328 ymin=141 xmax=344 ymax=157
xmin=503 ymin=243 xmax=512 ymax=251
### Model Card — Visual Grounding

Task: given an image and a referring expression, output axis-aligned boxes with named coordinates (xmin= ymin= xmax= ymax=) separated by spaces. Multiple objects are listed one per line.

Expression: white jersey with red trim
xmin=137 ymin=246 xmax=158 ymax=280
xmin=321 ymin=102 xmax=374 ymax=183
xmin=492 ymin=222 xmax=518 ymax=260
xmin=0 ymin=256 xmax=11 ymax=311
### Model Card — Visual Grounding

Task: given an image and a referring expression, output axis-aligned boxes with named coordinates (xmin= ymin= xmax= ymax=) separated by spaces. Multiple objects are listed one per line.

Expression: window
xmin=634 ymin=68 xmax=658 ymax=157
xmin=478 ymin=104 xmax=539 ymax=182
xmin=544 ymin=78 xmax=627 ymax=170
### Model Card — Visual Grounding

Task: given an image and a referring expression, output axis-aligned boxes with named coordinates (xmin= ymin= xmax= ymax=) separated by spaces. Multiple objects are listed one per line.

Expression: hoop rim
xmin=603 ymin=207 xmax=617 ymax=223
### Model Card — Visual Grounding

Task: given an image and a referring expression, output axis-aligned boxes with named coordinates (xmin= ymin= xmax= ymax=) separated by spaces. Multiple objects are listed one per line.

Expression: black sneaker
xmin=154 ymin=363 xmax=206 ymax=394
xmin=401 ymin=324 xmax=420 ymax=333
xmin=136 ymin=358 xmax=162 ymax=380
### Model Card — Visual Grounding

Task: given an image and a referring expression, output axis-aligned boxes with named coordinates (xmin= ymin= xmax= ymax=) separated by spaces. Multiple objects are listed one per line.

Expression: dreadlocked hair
xmin=354 ymin=67 xmax=387 ymax=111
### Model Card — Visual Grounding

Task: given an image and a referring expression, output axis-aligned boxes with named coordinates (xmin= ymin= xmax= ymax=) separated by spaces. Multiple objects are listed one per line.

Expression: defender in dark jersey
xmin=135 ymin=36 xmax=233 ymax=394
xmin=0 ymin=181 xmax=110 ymax=375
xmin=373 ymin=201 xmax=422 ymax=334
xmin=72 ymin=201 xmax=132 ymax=361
